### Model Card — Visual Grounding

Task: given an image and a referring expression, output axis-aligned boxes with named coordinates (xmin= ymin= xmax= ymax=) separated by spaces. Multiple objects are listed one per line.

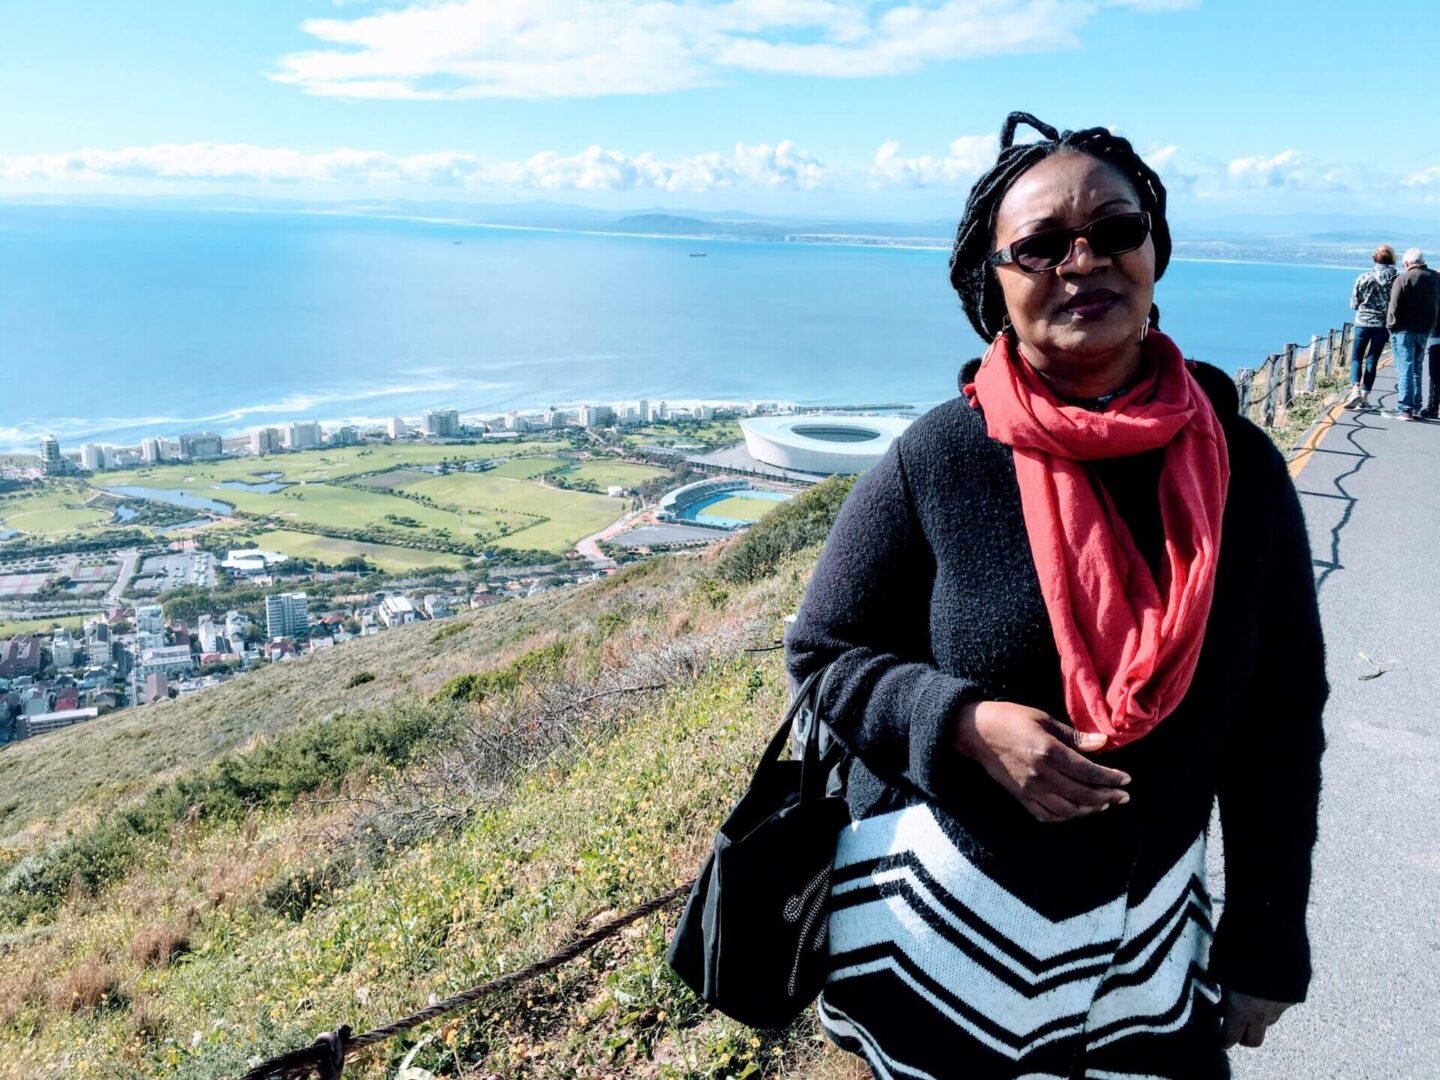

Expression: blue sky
xmin=4 ymin=0 xmax=1440 ymax=221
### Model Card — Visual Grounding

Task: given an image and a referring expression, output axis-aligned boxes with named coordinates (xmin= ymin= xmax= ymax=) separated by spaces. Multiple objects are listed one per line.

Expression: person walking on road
xmin=1344 ymin=245 xmax=1397 ymax=409
xmin=1423 ymin=327 xmax=1440 ymax=419
xmin=1385 ymin=247 xmax=1440 ymax=421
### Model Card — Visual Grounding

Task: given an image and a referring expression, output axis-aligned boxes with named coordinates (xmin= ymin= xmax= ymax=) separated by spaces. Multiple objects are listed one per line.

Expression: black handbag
xmin=666 ymin=665 xmax=851 ymax=1029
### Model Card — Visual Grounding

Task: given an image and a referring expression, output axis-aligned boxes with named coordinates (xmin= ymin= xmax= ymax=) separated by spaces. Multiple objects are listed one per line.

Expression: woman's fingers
xmin=1038 ymin=719 xmax=1132 ymax=788
xmin=1042 ymin=770 xmax=1130 ymax=811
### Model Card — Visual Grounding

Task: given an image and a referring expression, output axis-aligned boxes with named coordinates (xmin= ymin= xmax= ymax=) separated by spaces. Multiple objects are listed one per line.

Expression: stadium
xmin=739 ymin=414 xmax=911 ymax=475
xmin=655 ymin=478 xmax=793 ymax=531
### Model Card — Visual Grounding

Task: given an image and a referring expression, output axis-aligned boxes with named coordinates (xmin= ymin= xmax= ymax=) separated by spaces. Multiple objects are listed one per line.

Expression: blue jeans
xmin=1392 ymin=331 xmax=1427 ymax=414
xmin=1349 ymin=325 xmax=1388 ymax=390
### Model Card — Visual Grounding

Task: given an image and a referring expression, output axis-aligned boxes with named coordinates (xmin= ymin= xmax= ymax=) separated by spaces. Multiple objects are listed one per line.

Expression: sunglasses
xmin=990 ymin=211 xmax=1152 ymax=273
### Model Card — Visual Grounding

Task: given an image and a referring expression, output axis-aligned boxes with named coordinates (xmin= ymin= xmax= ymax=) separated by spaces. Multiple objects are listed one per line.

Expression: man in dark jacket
xmin=1386 ymin=248 xmax=1440 ymax=419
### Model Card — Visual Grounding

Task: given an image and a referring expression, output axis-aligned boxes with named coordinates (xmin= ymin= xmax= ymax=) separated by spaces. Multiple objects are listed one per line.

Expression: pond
xmin=156 ymin=518 xmax=214 ymax=533
xmin=104 ymin=486 xmax=235 ymax=515
xmin=217 ymin=480 xmax=290 ymax=493
xmin=113 ymin=505 xmax=138 ymax=522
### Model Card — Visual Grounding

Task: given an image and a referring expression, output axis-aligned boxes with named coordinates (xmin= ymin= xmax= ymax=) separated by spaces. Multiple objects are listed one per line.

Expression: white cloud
xmin=0 ymin=141 xmax=830 ymax=193
xmin=1225 ymin=149 xmax=1348 ymax=192
xmin=269 ymin=0 xmax=1180 ymax=99
xmin=870 ymin=133 xmax=999 ymax=187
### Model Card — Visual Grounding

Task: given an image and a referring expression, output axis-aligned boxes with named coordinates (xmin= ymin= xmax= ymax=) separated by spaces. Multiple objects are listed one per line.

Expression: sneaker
xmin=1384 ymin=410 xmax=1413 ymax=421
xmin=1421 ymin=409 xmax=1438 ymax=420
xmin=1343 ymin=387 xmax=1363 ymax=410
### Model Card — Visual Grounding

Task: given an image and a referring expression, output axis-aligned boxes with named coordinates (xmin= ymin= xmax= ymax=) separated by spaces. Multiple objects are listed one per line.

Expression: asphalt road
xmin=1221 ymin=365 xmax=1440 ymax=1079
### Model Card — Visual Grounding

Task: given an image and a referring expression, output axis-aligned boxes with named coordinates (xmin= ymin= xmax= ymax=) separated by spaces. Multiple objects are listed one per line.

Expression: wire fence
xmin=1233 ymin=322 xmax=1354 ymax=429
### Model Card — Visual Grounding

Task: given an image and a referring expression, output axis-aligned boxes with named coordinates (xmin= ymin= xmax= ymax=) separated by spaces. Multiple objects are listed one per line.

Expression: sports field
xmin=560 ymin=460 xmax=669 ymax=488
xmin=246 ymin=530 xmax=469 ymax=573
xmin=401 ymin=472 xmax=625 ymax=550
xmin=693 ymin=493 xmax=791 ymax=524
xmin=0 ymin=486 xmax=110 ymax=535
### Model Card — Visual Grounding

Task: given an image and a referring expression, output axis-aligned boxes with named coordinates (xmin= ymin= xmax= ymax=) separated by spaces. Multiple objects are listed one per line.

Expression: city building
xmin=378 ymin=594 xmax=418 ymax=628
xmin=83 ymin=616 xmax=110 ymax=654
xmin=222 ymin=549 xmax=289 ymax=576
xmin=80 ymin=443 xmax=110 ymax=472
xmin=0 ymin=637 xmax=41 ymax=678
xmin=422 ymin=408 xmax=461 ymax=437
xmin=197 ymin=615 xmax=220 ymax=654
xmin=39 ymin=434 xmax=70 ymax=476
xmin=265 ymin=592 xmax=309 ymax=639
xmin=544 ymin=409 xmax=567 ymax=429
xmin=178 ymin=431 xmax=223 ymax=460
xmin=251 ymin=427 xmax=283 ymax=455
xmin=329 ymin=425 xmax=360 ymax=447
xmin=51 ymin=628 xmax=76 ymax=669
xmin=141 ymin=436 xmax=166 ymax=464
xmin=19 ymin=707 xmax=99 ymax=739
xmin=286 ymin=421 xmax=323 ymax=450
xmin=225 ymin=610 xmax=252 ymax=649
xmin=422 ymin=594 xmax=453 ymax=619
xmin=143 ymin=673 xmax=170 ymax=704
xmin=697 ymin=405 xmax=716 ymax=421
xmin=137 ymin=645 xmax=196 ymax=680
xmin=387 ymin=417 xmax=408 ymax=439
xmin=637 ymin=399 xmax=649 ymax=424
xmin=135 ymin=603 xmax=165 ymax=637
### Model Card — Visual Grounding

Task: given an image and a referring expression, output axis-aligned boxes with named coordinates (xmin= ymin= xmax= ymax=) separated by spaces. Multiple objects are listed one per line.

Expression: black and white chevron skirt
xmin=819 ymin=804 xmax=1224 ymax=1080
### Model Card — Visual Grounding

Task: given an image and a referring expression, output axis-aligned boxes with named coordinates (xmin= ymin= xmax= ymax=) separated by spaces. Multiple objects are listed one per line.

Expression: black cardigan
xmin=785 ymin=359 xmax=1327 ymax=1006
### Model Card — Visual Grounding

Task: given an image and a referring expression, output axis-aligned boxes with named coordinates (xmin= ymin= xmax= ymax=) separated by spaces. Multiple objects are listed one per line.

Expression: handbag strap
xmin=754 ymin=664 xmax=839 ymax=807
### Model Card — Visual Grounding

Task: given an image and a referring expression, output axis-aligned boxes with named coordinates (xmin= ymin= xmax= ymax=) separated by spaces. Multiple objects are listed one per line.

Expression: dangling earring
xmin=1139 ymin=321 xmax=1150 ymax=343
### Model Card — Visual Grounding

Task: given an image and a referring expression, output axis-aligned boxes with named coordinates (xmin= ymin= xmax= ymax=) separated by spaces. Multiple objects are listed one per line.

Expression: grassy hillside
xmin=0 ymin=478 xmax=868 ymax=1080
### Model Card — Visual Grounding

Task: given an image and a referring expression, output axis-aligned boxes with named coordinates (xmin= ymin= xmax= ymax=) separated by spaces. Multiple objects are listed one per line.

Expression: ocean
xmin=0 ymin=204 xmax=1365 ymax=453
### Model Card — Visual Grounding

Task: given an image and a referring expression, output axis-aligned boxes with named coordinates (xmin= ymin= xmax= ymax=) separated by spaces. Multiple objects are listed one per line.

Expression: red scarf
xmin=967 ymin=330 xmax=1229 ymax=748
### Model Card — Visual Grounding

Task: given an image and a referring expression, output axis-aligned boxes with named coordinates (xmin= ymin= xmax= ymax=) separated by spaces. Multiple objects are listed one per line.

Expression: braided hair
xmin=948 ymin=112 xmax=1171 ymax=341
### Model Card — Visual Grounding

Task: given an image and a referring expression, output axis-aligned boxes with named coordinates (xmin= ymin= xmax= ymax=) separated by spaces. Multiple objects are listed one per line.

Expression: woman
xmin=1345 ymin=244 xmax=1397 ymax=409
xmin=785 ymin=113 xmax=1327 ymax=1080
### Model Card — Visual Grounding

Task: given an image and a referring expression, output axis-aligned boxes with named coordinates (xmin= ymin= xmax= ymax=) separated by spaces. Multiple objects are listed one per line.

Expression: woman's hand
xmin=953 ymin=700 xmax=1130 ymax=823
xmin=1220 ymin=990 xmax=1292 ymax=1049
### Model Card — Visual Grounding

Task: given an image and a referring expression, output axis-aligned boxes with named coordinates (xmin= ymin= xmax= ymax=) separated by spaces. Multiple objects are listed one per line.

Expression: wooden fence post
xmin=1306 ymin=334 xmax=1321 ymax=392
xmin=1235 ymin=368 xmax=1252 ymax=419
xmin=1281 ymin=343 xmax=1297 ymax=410
xmin=1327 ymin=327 xmax=1338 ymax=378
xmin=1263 ymin=355 xmax=1278 ymax=427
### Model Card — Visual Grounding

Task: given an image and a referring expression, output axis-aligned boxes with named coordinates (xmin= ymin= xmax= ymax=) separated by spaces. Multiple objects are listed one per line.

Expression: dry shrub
xmin=126 ymin=993 xmax=172 ymax=1046
xmin=0 ymin=966 xmax=46 ymax=1026
xmin=668 ymin=611 xmax=692 ymax=637
xmin=129 ymin=910 xmax=195 ymax=968
xmin=204 ymin=852 xmax=253 ymax=909
xmin=49 ymin=958 xmax=124 ymax=1014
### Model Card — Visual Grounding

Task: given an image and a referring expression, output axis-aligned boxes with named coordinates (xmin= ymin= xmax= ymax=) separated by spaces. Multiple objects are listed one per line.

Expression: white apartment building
xmin=197 ymin=615 xmax=220 ymax=654
xmin=138 ymin=645 xmax=196 ymax=680
xmin=378 ymin=594 xmax=417 ymax=628
xmin=286 ymin=421 xmax=323 ymax=450
xmin=136 ymin=604 xmax=165 ymax=637
xmin=387 ymin=417 xmax=408 ymax=439
xmin=422 ymin=408 xmax=461 ymax=437
xmin=251 ymin=427 xmax=283 ymax=455
xmin=51 ymin=628 xmax=76 ymax=669
xmin=80 ymin=443 xmax=109 ymax=471
xmin=141 ymin=436 xmax=165 ymax=463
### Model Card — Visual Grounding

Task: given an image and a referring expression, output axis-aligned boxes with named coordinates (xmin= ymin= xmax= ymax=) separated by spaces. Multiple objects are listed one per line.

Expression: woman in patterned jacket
xmin=1344 ymin=244 xmax=1398 ymax=409
xmin=785 ymin=113 xmax=1327 ymax=1080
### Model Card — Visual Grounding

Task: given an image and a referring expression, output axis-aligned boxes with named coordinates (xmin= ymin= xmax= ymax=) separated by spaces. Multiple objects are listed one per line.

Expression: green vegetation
xmin=401 ymin=471 xmax=624 ymax=551
xmin=0 ymin=531 xmax=867 ymax=1078
xmin=0 ymin=614 xmax=88 ymax=639
xmin=622 ymin=419 xmax=743 ymax=451
xmin=243 ymin=530 xmax=470 ymax=574
xmin=0 ymin=484 xmax=110 ymax=535
xmin=714 ymin=474 xmax=858 ymax=584
xmin=488 ymin=455 xmax=568 ymax=479
xmin=560 ymin=459 xmax=669 ymax=489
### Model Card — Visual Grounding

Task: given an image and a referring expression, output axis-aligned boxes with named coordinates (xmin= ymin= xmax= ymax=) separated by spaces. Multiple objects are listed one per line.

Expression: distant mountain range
xmin=9 ymin=194 xmax=1440 ymax=267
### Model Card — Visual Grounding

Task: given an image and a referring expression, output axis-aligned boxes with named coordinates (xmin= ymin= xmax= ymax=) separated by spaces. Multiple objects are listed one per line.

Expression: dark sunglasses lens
xmin=1089 ymin=214 xmax=1149 ymax=256
xmin=1012 ymin=230 xmax=1073 ymax=271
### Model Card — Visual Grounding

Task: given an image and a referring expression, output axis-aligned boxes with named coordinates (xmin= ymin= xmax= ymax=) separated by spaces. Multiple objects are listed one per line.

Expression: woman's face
xmin=991 ymin=153 xmax=1155 ymax=367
